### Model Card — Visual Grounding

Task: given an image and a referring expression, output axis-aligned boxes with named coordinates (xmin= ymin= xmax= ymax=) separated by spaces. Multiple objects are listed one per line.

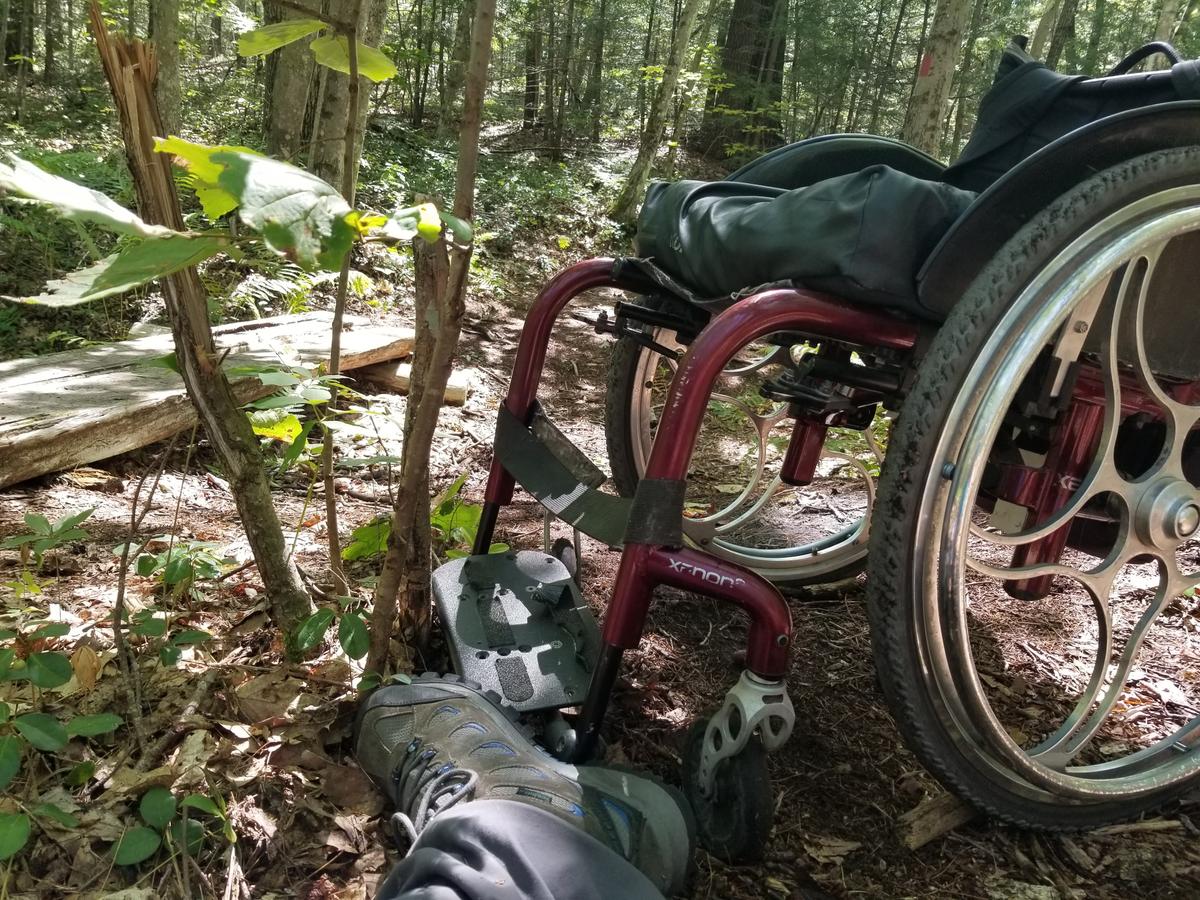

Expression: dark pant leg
xmin=375 ymin=799 xmax=665 ymax=900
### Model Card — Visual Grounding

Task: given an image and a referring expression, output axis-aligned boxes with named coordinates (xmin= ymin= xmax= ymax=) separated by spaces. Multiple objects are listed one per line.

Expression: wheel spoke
xmin=1051 ymin=560 xmax=1173 ymax=763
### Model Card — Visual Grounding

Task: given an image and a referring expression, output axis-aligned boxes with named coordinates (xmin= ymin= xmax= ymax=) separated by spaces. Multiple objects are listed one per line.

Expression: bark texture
xmin=87 ymin=1 xmax=313 ymax=650
xmin=901 ymin=0 xmax=970 ymax=156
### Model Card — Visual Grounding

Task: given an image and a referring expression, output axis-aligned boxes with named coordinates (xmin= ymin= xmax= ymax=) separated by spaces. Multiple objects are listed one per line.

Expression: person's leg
xmin=375 ymin=799 xmax=664 ymax=900
xmin=355 ymin=674 xmax=695 ymax=898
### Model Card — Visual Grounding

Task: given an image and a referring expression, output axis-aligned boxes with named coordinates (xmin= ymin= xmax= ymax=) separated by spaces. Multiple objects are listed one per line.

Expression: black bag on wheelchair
xmin=635 ymin=39 xmax=1200 ymax=316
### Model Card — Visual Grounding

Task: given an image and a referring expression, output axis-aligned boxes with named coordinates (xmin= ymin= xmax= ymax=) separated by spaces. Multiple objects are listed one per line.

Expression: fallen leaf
xmin=319 ymin=764 xmax=383 ymax=816
xmin=326 ymin=813 xmax=370 ymax=855
xmin=71 ymin=646 xmax=101 ymax=692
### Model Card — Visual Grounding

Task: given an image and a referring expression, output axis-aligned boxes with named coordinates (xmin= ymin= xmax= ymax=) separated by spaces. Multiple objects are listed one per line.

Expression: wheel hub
xmin=1134 ymin=477 xmax=1200 ymax=550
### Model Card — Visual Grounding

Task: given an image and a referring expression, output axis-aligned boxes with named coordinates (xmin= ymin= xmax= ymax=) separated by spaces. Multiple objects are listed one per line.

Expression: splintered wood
xmin=0 ymin=313 xmax=416 ymax=489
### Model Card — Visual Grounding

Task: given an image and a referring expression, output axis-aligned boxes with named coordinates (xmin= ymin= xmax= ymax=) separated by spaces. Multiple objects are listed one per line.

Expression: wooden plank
xmin=356 ymin=360 xmax=472 ymax=406
xmin=0 ymin=313 xmax=414 ymax=489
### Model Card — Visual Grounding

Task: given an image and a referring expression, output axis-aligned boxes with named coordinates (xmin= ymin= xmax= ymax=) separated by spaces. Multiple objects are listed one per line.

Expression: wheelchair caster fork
xmin=683 ymin=671 xmax=795 ymax=862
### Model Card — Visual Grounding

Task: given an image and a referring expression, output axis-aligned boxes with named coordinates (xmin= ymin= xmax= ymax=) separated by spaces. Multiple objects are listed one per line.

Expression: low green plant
xmin=1 ymin=509 xmax=93 ymax=568
xmin=112 ymin=786 xmax=232 ymax=866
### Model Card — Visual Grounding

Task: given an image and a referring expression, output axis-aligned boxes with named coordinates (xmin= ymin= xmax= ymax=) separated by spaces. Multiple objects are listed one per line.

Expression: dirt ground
xmin=3 ymin=274 xmax=1200 ymax=899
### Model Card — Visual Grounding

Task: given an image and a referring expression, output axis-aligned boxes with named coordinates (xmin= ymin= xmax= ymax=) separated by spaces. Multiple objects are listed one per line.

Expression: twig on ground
xmin=135 ymin=666 xmax=220 ymax=774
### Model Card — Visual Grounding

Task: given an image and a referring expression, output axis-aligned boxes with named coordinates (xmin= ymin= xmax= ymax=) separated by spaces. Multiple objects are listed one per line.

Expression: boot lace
xmin=389 ymin=738 xmax=478 ymax=849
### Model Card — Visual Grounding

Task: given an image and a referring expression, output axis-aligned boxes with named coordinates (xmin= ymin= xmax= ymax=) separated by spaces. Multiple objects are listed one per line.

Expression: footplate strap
xmin=494 ymin=404 xmax=631 ymax=548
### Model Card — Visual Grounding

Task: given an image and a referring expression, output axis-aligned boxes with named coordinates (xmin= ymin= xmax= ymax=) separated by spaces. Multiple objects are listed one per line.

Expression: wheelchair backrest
xmin=943 ymin=40 xmax=1200 ymax=193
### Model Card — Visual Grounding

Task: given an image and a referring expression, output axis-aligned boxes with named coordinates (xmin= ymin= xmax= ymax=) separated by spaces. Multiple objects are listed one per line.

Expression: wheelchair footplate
xmin=432 ymin=550 xmax=601 ymax=712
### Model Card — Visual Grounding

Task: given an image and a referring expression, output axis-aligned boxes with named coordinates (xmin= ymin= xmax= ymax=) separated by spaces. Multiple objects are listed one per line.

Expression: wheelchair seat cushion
xmin=635 ymin=165 xmax=977 ymax=315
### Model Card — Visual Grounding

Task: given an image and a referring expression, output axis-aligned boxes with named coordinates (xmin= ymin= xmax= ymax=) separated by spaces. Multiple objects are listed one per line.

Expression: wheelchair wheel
xmin=870 ymin=147 xmax=1200 ymax=828
xmin=606 ymin=296 xmax=878 ymax=586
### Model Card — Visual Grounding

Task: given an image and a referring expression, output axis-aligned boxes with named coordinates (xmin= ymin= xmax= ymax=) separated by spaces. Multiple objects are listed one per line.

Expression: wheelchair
xmin=432 ymin=38 xmax=1200 ymax=860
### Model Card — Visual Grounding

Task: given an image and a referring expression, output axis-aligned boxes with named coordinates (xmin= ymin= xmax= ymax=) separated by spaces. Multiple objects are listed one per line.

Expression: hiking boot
xmin=355 ymin=672 xmax=695 ymax=896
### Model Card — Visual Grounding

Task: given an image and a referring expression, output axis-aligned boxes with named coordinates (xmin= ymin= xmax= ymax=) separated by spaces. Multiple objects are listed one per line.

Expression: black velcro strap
xmin=493 ymin=405 xmax=632 ymax=548
xmin=1172 ymin=61 xmax=1200 ymax=99
xmin=623 ymin=477 xmax=687 ymax=547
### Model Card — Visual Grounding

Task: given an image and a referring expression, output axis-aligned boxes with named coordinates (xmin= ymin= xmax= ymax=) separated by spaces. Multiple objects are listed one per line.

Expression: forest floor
xmin=4 ymin=120 xmax=1200 ymax=897
xmin=4 ymin=262 xmax=1200 ymax=899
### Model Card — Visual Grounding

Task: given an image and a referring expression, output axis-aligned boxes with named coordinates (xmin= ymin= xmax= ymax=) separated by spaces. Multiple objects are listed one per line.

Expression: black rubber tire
xmin=868 ymin=146 xmax=1200 ymax=830
xmin=604 ymin=297 xmax=868 ymax=586
xmin=682 ymin=718 xmax=774 ymax=863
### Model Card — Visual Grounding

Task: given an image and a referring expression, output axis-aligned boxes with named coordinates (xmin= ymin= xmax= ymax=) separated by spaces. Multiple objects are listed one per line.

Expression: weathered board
xmin=0 ymin=313 xmax=414 ymax=489
xmin=357 ymin=359 xmax=472 ymax=406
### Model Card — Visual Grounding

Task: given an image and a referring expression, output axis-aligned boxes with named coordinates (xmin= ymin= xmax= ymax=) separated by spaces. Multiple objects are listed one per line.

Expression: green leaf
xmin=0 ymin=154 xmax=174 ymax=239
xmin=13 ymin=713 xmax=68 ymax=751
xmin=66 ymin=713 xmax=122 ymax=737
xmin=210 ymin=150 xmax=355 ymax=270
xmin=0 ymin=701 xmax=10 ymax=722
xmin=0 ymin=648 xmax=14 ymax=680
xmin=357 ymin=671 xmax=382 ymax=692
xmin=114 ymin=826 xmax=162 ymax=865
xmin=7 ymin=236 xmax=225 ymax=307
xmin=154 ymin=136 xmax=261 ymax=221
xmin=58 ymin=509 xmax=94 ymax=530
xmin=171 ymin=629 xmax=213 ymax=646
xmin=293 ymin=608 xmax=335 ymax=652
xmin=342 ymin=518 xmax=390 ymax=561
xmin=32 ymin=802 xmax=79 ymax=828
xmin=29 ymin=623 xmax=70 ymax=641
xmin=65 ymin=760 xmax=95 ymax=787
xmin=24 ymin=513 xmax=51 ymax=535
xmin=139 ymin=787 xmax=177 ymax=829
xmin=161 ymin=554 xmax=193 ymax=586
xmin=338 ymin=612 xmax=369 ymax=660
xmin=180 ymin=794 xmax=221 ymax=817
xmin=237 ymin=18 xmax=326 ymax=57
xmin=0 ymin=735 xmax=22 ymax=791
xmin=383 ymin=203 xmax=442 ymax=244
xmin=159 ymin=645 xmax=182 ymax=667
xmin=136 ymin=554 xmax=160 ymax=577
xmin=169 ymin=818 xmax=205 ymax=856
xmin=249 ymin=411 xmax=303 ymax=442
xmin=0 ymin=813 xmax=30 ymax=860
xmin=26 ymin=652 xmax=73 ymax=688
xmin=308 ymin=34 xmax=398 ymax=83
xmin=133 ymin=615 xmax=167 ymax=638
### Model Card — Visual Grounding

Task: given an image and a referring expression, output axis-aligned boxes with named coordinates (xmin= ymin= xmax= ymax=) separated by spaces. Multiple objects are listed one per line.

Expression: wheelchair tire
xmin=869 ymin=146 xmax=1200 ymax=829
xmin=605 ymin=296 xmax=871 ymax=586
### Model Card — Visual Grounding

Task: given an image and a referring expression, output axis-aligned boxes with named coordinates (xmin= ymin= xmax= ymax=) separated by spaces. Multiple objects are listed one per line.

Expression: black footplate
xmin=432 ymin=551 xmax=601 ymax=712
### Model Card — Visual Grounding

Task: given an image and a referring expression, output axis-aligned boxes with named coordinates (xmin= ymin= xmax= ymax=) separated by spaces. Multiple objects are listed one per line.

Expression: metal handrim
xmin=916 ymin=187 xmax=1200 ymax=803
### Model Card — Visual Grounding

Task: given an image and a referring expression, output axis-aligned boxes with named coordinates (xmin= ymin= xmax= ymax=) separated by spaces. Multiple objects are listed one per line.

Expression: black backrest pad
xmin=918 ymin=102 xmax=1200 ymax=319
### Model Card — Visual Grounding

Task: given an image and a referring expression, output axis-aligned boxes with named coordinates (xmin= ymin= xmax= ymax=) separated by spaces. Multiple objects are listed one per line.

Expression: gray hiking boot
xmin=355 ymin=673 xmax=695 ymax=896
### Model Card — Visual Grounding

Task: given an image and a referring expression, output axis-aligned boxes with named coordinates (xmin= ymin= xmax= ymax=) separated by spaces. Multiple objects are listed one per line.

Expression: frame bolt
xmin=941 ymin=462 xmax=956 ymax=480
xmin=776 ymin=634 xmax=790 ymax=647
xmin=1073 ymin=320 xmax=1089 ymax=334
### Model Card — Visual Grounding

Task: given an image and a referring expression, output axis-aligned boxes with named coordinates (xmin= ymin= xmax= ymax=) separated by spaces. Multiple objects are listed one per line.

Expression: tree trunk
xmin=948 ymin=0 xmax=986 ymax=156
xmin=311 ymin=0 xmax=387 ymax=188
xmin=551 ymin=0 xmax=575 ymax=159
xmin=695 ymin=0 xmax=787 ymax=158
xmin=150 ymin=0 xmax=181 ymax=135
xmin=1031 ymin=0 xmax=1062 ymax=60
xmin=1152 ymin=0 xmax=1184 ymax=67
xmin=901 ymin=0 xmax=970 ymax=156
xmin=439 ymin=0 xmax=475 ymax=133
xmin=543 ymin=0 xmax=556 ymax=131
xmin=87 ymin=3 xmax=313 ymax=650
xmin=13 ymin=0 xmax=30 ymax=122
xmin=665 ymin=0 xmax=717 ymax=170
xmin=263 ymin=1 xmax=314 ymax=160
xmin=126 ymin=0 xmax=135 ymax=36
xmin=368 ymin=0 xmax=496 ymax=674
xmin=637 ymin=1 xmax=656 ymax=130
xmin=583 ymin=0 xmax=605 ymax=140
xmin=1082 ymin=0 xmax=1106 ymax=73
xmin=522 ymin=0 xmax=541 ymax=129
xmin=867 ymin=0 xmax=912 ymax=134
xmin=44 ymin=0 xmax=60 ymax=82
xmin=1045 ymin=0 xmax=1079 ymax=69
xmin=610 ymin=0 xmax=705 ymax=223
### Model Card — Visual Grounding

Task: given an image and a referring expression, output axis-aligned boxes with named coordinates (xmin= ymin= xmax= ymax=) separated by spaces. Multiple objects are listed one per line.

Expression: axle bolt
xmin=1177 ymin=504 xmax=1200 ymax=539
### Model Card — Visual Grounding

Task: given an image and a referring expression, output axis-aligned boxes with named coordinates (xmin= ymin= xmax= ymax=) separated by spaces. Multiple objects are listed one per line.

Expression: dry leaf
xmin=326 ymin=814 xmax=370 ymax=855
xmin=71 ymin=645 xmax=101 ymax=692
xmin=319 ymin=764 xmax=384 ymax=816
